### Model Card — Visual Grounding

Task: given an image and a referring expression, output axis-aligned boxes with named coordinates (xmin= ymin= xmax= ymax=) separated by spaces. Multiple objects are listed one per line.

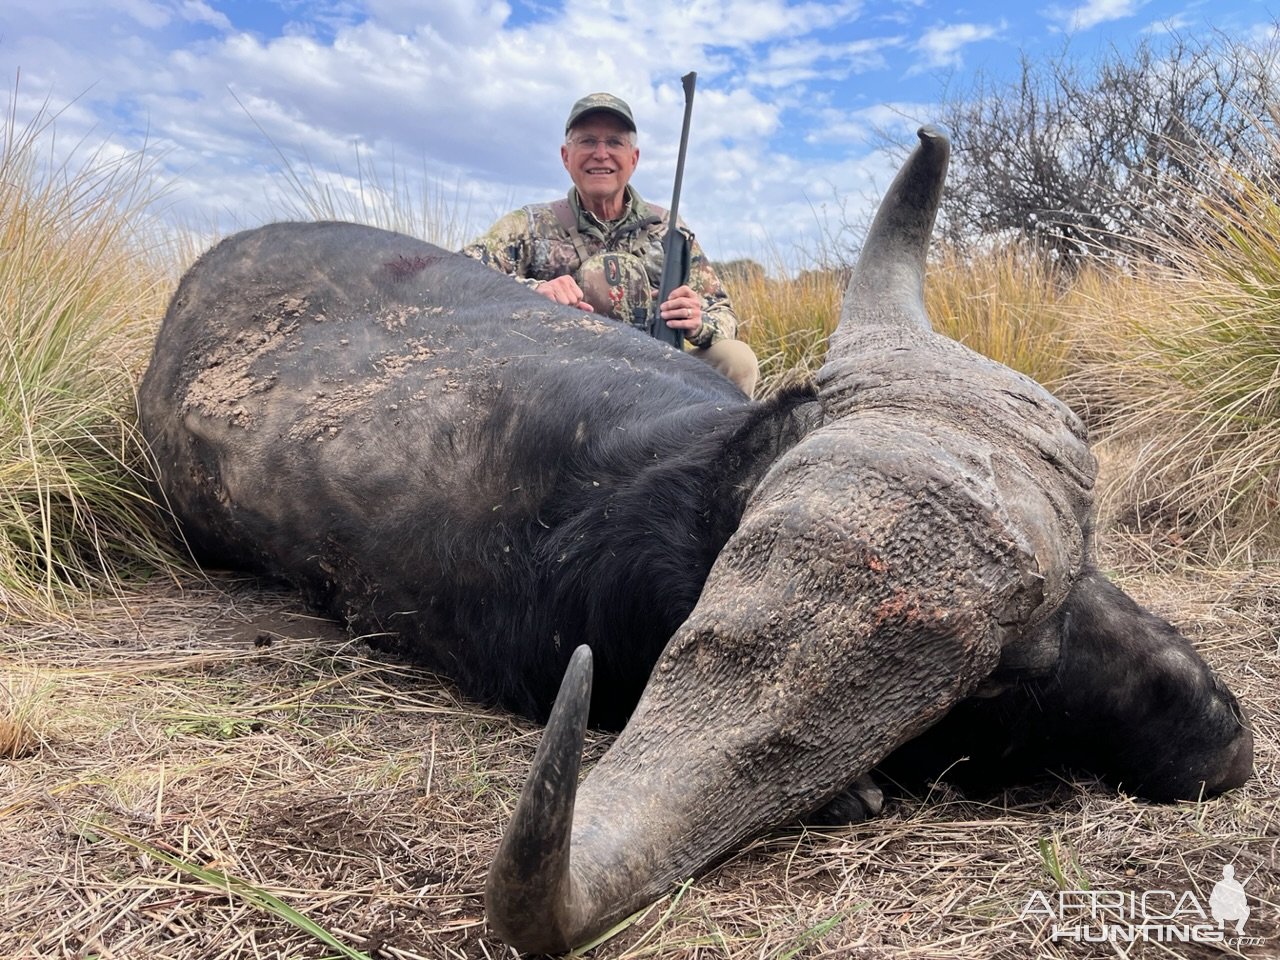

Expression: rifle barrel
xmin=653 ymin=71 xmax=697 ymax=350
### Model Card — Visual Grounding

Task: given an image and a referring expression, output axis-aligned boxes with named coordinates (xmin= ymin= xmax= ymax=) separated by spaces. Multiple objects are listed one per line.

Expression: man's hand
xmin=534 ymin=276 xmax=595 ymax=312
xmin=659 ymin=284 xmax=702 ymax=330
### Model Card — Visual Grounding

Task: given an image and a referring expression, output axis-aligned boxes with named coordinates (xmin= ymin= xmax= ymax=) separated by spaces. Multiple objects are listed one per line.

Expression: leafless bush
xmin=934 ymin=31 xmax=1280 ymax=268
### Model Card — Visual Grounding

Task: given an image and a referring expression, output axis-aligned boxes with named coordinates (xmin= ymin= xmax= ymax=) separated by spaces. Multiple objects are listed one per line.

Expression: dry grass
xmin=923 ymin=244 xmax=1078 ymax=390
xmin=728 ymin=266 xmax=844 ymax=396
xmin=1056 ymin=161 xmax=1280 ymax=561
xmin=733 ymin=244 xmax=1100 ymax=399
xmin=1 ymin=539 xmax=1276 ymax=959
xmin=733 ymin=243 xmax=1280 ymax=563
xmin=1081 ymin=276 xmax=1280 ymax=562
xmin=0 ymin=667 xmax=49 ymax=760
xmin=0 ymin=90 xmax=185 ymax=620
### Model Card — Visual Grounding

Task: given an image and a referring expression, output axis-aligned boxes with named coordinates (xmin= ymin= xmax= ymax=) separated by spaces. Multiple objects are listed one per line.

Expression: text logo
xmin=1020 ymin=862 xmax=1264 ymax=948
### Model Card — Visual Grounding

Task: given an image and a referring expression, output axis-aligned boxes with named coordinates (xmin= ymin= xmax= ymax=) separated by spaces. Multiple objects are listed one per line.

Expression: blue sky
xmin=3 ymin=0 xmax=1275 ymax=266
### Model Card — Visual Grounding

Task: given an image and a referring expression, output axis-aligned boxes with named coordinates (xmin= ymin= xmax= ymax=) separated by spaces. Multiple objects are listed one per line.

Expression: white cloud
xmin=911 ymin=20 xmax=1005 ymax=71
xmin=178 ymin=0 xmax=232 ymax=31
xmin=804 ymin=100 xmax=934 ymax=146
xmin=1044 ymin=0 xmax=1149 ymax=33
xmin=366 ymin=0 xmax=512 ymax=38
xmin=744 ymin=36 xmax=899 ymax=88
xmin=0 ymin=0 xmax=977 ymax=265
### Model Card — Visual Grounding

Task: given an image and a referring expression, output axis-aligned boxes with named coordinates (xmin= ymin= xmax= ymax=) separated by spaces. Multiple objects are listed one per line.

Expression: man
xmin=462 ymin=92 xmax=759 ymax=397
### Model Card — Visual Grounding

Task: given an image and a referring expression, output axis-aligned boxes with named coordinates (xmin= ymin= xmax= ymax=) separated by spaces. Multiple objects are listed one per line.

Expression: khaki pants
xmin=690 ymin=339 xmax=759 ymax=398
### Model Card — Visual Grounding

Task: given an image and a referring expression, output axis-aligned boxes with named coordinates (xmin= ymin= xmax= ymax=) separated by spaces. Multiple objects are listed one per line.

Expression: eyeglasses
xmin=567 ymin=135 xmax=632 ymax=152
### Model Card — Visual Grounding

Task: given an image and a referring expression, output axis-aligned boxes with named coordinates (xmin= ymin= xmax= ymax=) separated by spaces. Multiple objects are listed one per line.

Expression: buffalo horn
xmin=484 ymin=644 xmax=593 ymax=952
xmin=829 ymin=125 xmax=949 ymax=355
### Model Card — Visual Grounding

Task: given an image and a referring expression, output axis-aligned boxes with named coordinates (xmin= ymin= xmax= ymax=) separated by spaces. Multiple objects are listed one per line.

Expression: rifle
xmin=651 ymin=71 xmax=697 ymax=349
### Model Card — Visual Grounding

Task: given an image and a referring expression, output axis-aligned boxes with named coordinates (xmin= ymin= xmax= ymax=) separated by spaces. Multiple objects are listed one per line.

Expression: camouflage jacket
xmin=460 ymin=186 xmax=739 ymax=347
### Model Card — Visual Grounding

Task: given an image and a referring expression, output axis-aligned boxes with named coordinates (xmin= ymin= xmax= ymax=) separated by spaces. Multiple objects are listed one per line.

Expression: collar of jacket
xmin=567 ymin=185 xmax=654 ymax=238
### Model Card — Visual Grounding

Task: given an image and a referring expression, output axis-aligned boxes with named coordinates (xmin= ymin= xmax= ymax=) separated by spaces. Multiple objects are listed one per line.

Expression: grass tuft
xmin=924 ymin=244 xmax=1078 ymax=389
xmin=0 ymin=666 xmax=48 ymax=759
xmin=729 ymin=244 xmax=1080 ymax=397
xmin=726 ymin=265 xmax=844 ymax=395
xmin=1081 ymin=165 xmax=1280 ymax=559
xmin=1038 ymin=834 xmax=1090 ymax=891
xmin=0 ymin=87 xmax=186 ymax=620
xmin=232 ymin=88 xmax=473 ymax=250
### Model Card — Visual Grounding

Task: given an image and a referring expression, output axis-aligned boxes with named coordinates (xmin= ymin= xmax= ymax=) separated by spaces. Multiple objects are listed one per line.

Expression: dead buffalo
xmin=137 ymin=128 xmax=1252 ymax=954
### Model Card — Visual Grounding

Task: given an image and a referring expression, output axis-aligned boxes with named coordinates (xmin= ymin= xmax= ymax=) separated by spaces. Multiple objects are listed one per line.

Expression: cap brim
xmin=566 ymin=107 xmax=636 ymax=133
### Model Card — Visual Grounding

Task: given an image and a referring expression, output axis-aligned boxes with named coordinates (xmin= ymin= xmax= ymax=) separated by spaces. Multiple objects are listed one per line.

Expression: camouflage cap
xmin=565 ymin=93 xmax=636 ymax=134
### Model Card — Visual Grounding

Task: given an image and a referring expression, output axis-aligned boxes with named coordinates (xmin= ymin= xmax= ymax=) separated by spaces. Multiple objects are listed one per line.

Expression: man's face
xmin=561 ymin=113 xmax=639 ymax=213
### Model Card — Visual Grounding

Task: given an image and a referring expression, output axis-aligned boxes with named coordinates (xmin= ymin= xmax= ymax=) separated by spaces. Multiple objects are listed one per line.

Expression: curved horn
xmin=828 ymin=125 xmax=950 ymax=357
xmin=485 ymin=644 xmax=592 ymax=953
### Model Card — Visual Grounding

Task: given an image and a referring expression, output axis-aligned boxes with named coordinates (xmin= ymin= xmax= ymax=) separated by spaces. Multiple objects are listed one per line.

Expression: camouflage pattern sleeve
xmin=460 ymin=209 xmax=544 ymax=289
xmin=683 ymin=233 xmax=740 ymax=348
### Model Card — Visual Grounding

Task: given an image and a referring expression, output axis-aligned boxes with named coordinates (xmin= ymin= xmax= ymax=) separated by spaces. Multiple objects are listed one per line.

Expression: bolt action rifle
xmin=651 ymin=72 xmax=696 ymax=350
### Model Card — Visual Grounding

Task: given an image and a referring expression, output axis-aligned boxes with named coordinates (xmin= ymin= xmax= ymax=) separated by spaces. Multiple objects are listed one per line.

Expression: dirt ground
xmin=1 ymin=541 xmax=1276 ymax=959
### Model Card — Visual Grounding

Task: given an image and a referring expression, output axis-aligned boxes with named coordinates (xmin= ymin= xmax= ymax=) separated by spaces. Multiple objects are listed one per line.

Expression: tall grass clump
xmin=1088 ymin=168 xmax=1280 ymax=560
xmin=1 ymin=95 xmax=182 ymax=619
xmin=924 ymin=243 xmax=1078 ymax=390
xmin=0 ymin=667 xmax=49 ymax=759
xmin=724 ymin=264 xmax=843 ymax=394
xmin=236 ymin=95 xmax=473 ymax=250
xmin=271 ymin=149 xmax=473 ymax=251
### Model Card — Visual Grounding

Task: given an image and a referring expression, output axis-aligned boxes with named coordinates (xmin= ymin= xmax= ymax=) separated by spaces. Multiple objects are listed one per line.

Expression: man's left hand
xmin=658 ymin=285 xmax=702 ymax=331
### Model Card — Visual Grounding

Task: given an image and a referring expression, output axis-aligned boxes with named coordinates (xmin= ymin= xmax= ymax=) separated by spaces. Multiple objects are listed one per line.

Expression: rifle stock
xmin=652 ymin=72 xmax=697 ymax=349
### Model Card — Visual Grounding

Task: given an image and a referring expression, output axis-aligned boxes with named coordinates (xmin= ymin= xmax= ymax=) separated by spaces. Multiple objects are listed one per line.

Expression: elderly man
xmin=462 ymin=92 xmax=759 ymax=397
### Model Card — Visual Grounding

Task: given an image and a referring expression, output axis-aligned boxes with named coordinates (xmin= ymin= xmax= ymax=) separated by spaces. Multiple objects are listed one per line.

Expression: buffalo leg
xmin=804 ymin=774 xmax=886 ymax=826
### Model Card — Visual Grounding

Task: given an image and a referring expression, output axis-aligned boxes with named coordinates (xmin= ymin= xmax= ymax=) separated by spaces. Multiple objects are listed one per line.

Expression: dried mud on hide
xmin=1 ymin=550 xmax=1277 ymax=960
xmin=181 ymin=292 xmax=476 ymax=446
xmin=181 ymin=297 xmax=310 ymax=429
